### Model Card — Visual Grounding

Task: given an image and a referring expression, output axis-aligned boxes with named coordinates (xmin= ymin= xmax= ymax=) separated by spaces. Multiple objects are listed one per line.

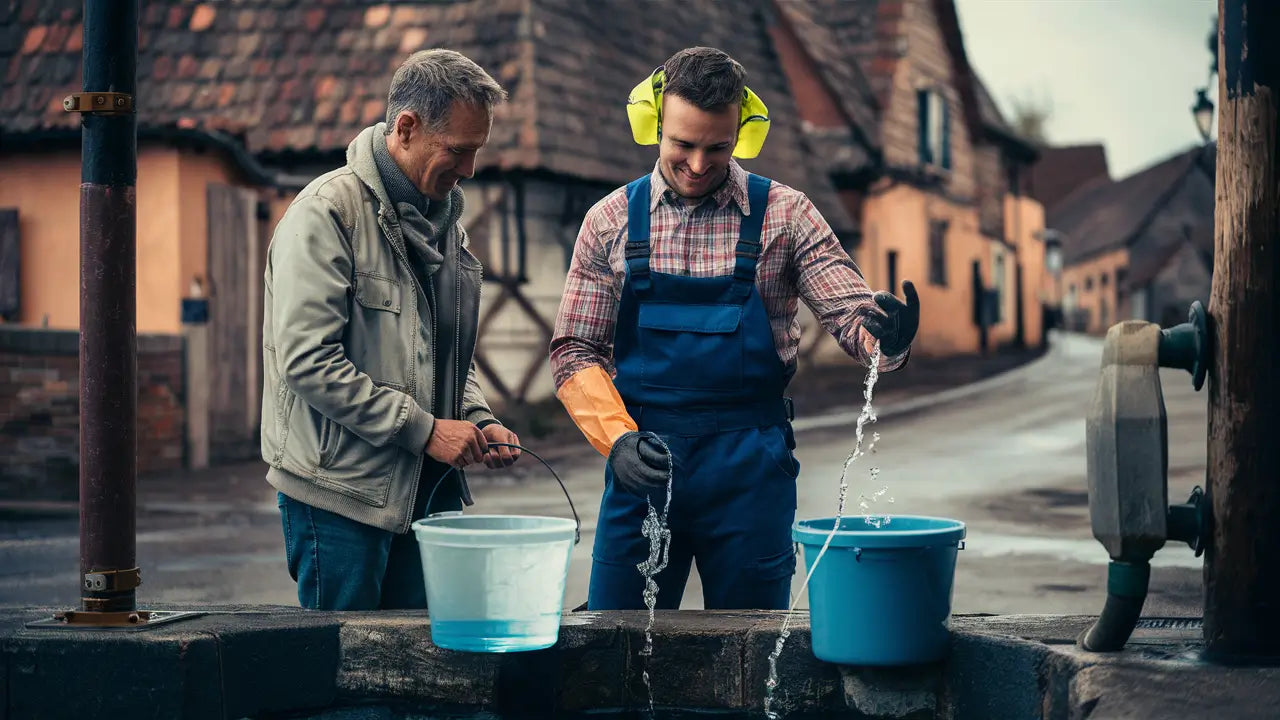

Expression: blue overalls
xmin=587 ymin=172 xmax=800 ymax=611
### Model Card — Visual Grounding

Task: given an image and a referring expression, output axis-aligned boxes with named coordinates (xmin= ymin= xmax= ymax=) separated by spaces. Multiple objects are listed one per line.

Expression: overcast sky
xmin=954 ymin=0 xmax=1218 ymax=180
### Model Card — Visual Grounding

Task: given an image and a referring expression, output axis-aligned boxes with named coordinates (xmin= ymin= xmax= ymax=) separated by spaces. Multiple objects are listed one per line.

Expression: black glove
xmin=862 ymin=280 xmax=920 ymax=357
xmin=607 ymin=431 xmax=671 ymax=496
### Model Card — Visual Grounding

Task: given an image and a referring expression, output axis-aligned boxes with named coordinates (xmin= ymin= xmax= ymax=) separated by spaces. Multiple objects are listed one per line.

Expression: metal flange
xmin=62 ymin=92 xmax=133 ymax=116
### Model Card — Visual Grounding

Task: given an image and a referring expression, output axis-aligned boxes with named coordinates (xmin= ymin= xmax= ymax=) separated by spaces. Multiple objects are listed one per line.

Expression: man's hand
xmin=479 ymin=424 xmax=522 ymax=469
xmin=607 ymin=431 xmax=672 ymax=496
xmin=862 ymin=280 xmax=920 ymax=357
xmin=425 ymin=419 xmax=488 ymax=467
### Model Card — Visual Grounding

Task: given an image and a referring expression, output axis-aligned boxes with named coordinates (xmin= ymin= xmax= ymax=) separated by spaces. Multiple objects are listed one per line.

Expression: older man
xmin=261 ymin=49 xmax=520 ymax=611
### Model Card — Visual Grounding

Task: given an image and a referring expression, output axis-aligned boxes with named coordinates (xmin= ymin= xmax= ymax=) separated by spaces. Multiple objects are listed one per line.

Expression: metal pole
xmin=1204 ymin=0 xmax=1280 ymax=663
xmin=78 ymin=0 xmax=140 ymax=614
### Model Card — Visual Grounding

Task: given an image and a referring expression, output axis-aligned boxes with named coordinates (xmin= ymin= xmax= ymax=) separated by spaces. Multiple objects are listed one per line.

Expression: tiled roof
xmin=3 ymin=0 xmax=532 ymax=163
xmin=1 ymin=0 xmax=854 ymax=230
xmin=1051 ymin=145 xmax=1212 ymax=266
xmin=1029 ymin=144 xmax=1112 ymax=215
xmin=805 ymin=0 xmax=888 ymax=101
xmin=525 ymin=0 xmax=851 ymax=230
xmin=773 ymin=0 xmax=880 ymax=137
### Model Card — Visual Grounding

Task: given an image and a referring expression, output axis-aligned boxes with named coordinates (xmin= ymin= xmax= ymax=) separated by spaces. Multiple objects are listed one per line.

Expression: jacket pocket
xmin=354 ymin=272 xmax=401 ymax=314
xmin=346 ymin=272 xmax=409 ymax=388
xmin=318 ymin=417 xmax=336 ymax=466
xmin=315 ymin=422 xmax=397 ymax=508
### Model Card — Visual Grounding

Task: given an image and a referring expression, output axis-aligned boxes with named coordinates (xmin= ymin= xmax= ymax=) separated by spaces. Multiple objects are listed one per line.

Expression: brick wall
xmin=0 ymin=327 xmax=186 ymax=501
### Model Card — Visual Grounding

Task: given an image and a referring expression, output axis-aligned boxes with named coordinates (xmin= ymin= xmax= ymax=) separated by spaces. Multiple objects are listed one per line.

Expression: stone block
xmin=614 ymin=609 xmax=754 ymax=710
xmin=841 ymin=664 xmax=941 ymax=719
xmin=542 ymin=611 xmax=627 ymax=713
xmin=940 ymin=632 xmax=1051 ymax=720
xmin=204 ymin=611 xmax=340 ymax=718
xmin=2 ymin=627 xmax=221 ymax=720
xmin=336 ymin=614 xmax=501 ymax=707
xmin=743 ymin=613 xmax=845 ymax=716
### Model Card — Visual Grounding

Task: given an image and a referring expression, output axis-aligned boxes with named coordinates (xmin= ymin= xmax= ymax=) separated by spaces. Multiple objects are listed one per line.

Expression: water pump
xmin=1079 ymin=301 xmax=1211 ymax=652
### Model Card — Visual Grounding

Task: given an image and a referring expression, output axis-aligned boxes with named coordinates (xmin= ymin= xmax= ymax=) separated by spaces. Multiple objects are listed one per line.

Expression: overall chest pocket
xmin=637 ymin=303 xmax=744 ymax=392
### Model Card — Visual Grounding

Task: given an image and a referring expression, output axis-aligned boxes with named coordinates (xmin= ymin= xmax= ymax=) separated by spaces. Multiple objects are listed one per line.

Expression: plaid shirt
xmin=550 ymin=160 xmax=908 ymax=388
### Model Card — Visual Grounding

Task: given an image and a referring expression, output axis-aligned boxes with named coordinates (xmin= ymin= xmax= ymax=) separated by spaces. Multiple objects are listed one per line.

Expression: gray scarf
xmin=373 ymin=131 xmax=465 ymax=279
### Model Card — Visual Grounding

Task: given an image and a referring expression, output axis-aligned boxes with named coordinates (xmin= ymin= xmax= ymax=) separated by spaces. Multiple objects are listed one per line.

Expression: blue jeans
xmin=277 ymin=464 xmax=463 ymax=610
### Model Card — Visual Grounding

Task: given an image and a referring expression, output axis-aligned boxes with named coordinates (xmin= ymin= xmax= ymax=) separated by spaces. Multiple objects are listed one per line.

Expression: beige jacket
xmin=261 ymin=124 xmax=496 ymax=533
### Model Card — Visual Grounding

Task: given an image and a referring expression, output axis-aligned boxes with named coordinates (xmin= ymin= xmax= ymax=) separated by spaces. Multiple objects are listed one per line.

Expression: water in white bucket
xmin=412 ymin=514 xmax=576 ymax=653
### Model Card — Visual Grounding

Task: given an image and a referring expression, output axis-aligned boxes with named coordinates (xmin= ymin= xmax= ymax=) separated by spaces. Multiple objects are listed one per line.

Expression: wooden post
xmin=1203 ymin=0 xmax=1280 ymax=663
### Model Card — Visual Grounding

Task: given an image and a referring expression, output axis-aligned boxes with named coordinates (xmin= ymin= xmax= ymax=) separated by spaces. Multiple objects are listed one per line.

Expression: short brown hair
xmin=662 ymin=47 xmax=746 ymax=112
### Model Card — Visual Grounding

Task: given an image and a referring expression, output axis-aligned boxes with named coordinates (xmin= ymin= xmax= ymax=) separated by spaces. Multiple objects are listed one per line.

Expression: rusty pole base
xmin=25 ymin=609 xmax=203 ymax=632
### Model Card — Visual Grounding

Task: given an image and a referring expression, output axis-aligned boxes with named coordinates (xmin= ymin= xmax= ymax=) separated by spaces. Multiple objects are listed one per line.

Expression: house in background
xmin=1025 ymin=143 xmax=1113 ymax=328
xmin=1047 ymin=144 xmax=1215 ymax=334
xmin=1 ymin=0 xmax=1053 ymax=486
xmin=773 ymin=0 xmax=1046 ymax=360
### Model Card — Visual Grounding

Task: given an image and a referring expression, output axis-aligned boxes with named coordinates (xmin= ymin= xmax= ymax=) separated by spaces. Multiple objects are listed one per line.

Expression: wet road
xmin=0 ymin=332 xmax=1207 ymax=616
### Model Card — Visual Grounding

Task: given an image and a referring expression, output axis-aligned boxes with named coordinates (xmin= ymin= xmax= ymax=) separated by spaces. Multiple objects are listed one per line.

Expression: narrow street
xmin=0 ymin=332 xmax=1206 ymax=617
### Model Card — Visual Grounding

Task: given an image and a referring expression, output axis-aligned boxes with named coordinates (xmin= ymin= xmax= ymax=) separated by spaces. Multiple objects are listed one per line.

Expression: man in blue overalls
xmin=550 ymin=47 xmax=920 ymax=610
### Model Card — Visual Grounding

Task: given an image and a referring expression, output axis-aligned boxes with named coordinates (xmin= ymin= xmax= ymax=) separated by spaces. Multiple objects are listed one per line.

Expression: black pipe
xmin=1080 ymin=560 xmax=1151 ymax=651
xmin=79 ymin=0 xmax=139 ymax=614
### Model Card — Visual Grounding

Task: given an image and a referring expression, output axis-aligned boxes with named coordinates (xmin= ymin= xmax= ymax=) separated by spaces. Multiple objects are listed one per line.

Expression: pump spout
xmin=1079 ymin=302 xmax=1209 ymax=652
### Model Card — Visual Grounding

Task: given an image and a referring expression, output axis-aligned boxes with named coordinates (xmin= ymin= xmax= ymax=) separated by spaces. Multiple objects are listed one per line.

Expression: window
xmin=887 ymin=250 xmax=899 ymax=294
xmin=993 ymin=250 xmax=1006 ymax=323
xmin=1085 ymin=276 xmax=1094 ymax=291
xmin=928 ymin=220 xmax=949 ymax=286
xmin=917 ymin=88 xmax=951 ymax=170
xmin=0 ymin=208 xmax=17 ymax=322
xmin=1100 ymin=273 xmax=1109 ymax=287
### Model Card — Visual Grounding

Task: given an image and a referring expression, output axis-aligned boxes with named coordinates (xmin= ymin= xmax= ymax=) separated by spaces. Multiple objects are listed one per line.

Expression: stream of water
xmin=636 ymin=433 xmax=675 ymax=716
xmin=763 ymin=342 xmax=884 ymax=719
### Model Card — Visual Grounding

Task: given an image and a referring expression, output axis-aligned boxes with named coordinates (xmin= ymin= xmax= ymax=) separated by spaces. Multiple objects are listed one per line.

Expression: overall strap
xmin=625 ymin=175 xmax=653 ymax=295
xmin=729 ymin=173 xmax=773 ymax=300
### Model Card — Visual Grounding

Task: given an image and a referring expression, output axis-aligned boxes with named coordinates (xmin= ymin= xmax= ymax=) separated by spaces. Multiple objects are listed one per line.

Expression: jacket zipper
xmin=378 ymin=213 xmax=430 ymax=535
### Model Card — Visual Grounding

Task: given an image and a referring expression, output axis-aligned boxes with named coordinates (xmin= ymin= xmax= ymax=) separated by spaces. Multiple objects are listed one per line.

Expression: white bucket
xmin=412 ymin=514 xmax=576 ymax=652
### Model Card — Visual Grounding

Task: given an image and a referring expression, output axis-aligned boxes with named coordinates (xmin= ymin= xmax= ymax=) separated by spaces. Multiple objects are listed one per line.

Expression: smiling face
xmin=389 ymin=99 xmax=492 ymax=200
xmin=657 ymin=93 xmax=739 ymax=200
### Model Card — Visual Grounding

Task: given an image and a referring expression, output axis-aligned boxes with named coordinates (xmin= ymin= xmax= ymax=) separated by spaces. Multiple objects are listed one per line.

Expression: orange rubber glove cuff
xmin=556 ymin=365 xmax=638 ymax=457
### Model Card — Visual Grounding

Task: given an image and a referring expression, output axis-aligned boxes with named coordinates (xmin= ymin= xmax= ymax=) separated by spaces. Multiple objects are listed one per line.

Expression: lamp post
xmin=1192 ymin=87 xmax=1215 ymax=143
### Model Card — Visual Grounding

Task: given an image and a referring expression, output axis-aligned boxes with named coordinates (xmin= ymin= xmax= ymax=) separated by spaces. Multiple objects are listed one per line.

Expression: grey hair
xmin=384 ymin=49 xmax=508 ymax=133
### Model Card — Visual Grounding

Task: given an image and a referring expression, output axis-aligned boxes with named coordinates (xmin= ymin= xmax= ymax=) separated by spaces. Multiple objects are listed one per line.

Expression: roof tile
xmin=189 ymin=4 xmax=216 ymax=32
xmin=21 ymin=26 xmax=46 ymax=54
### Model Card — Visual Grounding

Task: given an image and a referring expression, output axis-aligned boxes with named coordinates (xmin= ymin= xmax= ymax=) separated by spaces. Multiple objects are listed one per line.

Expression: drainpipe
xmin=27 ymin=0 xmax=196 ymax=631
xmin=74 ymin=0 xmax=141 ymax=616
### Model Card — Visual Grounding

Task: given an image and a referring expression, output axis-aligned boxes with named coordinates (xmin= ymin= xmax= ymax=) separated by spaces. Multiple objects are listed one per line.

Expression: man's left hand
xmin=479 ymin=424 xmax=522 ymax=468
xmin=862 ymin=280 xmax=920 ymax=357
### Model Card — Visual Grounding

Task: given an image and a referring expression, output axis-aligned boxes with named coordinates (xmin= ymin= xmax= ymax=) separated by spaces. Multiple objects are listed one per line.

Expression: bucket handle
xmin=425 ymin=443 xmax=581 ymax=545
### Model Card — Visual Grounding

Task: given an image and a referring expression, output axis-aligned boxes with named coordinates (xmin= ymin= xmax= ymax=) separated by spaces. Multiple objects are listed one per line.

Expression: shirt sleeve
xmin=788 ymin=193 xmax=909 ymax=372
xmin=549 ymin=203 xmax=625 ymax=388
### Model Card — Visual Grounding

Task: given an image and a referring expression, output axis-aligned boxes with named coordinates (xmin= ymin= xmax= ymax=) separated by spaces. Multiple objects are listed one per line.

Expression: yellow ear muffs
xmin=625 ymin=67 xmax=771 ymax=159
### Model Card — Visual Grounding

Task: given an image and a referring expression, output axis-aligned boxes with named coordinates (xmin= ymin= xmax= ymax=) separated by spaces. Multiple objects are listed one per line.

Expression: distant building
xmin=1047 ymin=144 xmax=1214 ymax=333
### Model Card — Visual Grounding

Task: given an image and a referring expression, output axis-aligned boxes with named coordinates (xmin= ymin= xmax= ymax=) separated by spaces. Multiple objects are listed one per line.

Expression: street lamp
xmin=1192 ymin=87 xmax=1214 ymax=143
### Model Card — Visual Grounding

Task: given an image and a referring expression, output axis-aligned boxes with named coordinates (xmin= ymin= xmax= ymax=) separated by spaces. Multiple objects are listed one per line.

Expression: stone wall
xmin=0 ymin=326 xmax=185 ymax=500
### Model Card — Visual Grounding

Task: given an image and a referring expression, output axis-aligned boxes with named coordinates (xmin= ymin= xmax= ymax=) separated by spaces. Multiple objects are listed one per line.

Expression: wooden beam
xmin=1203 ymin=0 xmax=1280 ymax=663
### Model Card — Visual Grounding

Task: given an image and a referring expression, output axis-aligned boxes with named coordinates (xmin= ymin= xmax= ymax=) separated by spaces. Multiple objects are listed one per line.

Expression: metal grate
xmin=1134 ymin=618 xmax=1203 ymax=630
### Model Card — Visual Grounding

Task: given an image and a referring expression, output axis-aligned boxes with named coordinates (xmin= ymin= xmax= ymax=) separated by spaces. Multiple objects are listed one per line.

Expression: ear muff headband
xmin=626 ymin=67 xmax=770 ymax=159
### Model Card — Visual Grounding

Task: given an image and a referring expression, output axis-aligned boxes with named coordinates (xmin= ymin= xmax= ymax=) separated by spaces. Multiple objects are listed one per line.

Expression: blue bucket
xmin=793 ymin=515 xmax=966 ymax=666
